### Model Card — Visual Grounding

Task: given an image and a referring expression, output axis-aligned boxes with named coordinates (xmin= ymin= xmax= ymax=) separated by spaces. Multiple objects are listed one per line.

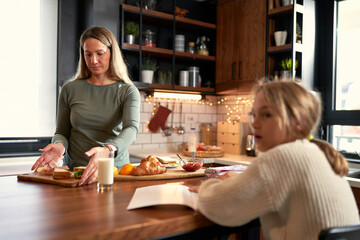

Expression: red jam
xmin=182 ymin=162 xmax=202 ymax=172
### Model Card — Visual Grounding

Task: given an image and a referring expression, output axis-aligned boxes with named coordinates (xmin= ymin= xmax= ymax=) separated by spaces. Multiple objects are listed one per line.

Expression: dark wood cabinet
xmin=216 ymin=0 xmax=266 ymax=94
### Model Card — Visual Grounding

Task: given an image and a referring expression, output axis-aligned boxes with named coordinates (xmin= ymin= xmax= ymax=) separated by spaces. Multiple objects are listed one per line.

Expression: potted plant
xmin=124 ymin=21 xmax=139 ymax=44
xmin=279 ymin=58 xmax=298 ymax=78
xmin=141 ymin=57 xmax=158 ymax=83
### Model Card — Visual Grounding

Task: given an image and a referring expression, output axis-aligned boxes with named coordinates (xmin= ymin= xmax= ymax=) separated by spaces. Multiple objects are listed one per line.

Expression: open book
xmin=127 ymin=183 xmax=198 ymax=210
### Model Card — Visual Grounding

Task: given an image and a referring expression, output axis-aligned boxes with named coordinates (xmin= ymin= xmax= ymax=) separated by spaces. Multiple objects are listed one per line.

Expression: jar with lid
xmin=143 ymin=29 xmax=156 ymax=47
xmin=187 ymin=42 xmax=196 ymax=54
xmin=188 ymin=66 xmax=201 ymax=87
xmin=201 ymin=123 xmax=212 ymax=145
xmin=196 ymin=36 xmax=209 ymax=56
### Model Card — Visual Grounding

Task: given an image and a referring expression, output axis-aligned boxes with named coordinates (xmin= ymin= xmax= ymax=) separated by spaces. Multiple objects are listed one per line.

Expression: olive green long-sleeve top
xmin=52 ymin=79 xmax=140 ymax=169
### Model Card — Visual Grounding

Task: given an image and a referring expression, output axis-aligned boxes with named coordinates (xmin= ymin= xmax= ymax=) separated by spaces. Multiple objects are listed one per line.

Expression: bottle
xmin=188 ymin=128 xmax=197 ymax=153
xmin=187 ymin=42 xmax=196 ymax=54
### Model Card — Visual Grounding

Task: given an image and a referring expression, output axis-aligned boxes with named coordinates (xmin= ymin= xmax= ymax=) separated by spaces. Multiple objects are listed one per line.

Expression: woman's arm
xmin=109 ymin=85 xmax=140 ymax=152
xmin=52 ymin=84 xmax=71 ymax=150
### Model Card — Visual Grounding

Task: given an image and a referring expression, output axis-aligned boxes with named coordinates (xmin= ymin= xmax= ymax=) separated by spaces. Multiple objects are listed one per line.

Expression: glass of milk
xmin=97 ymin=151 xmax=114 ymax=191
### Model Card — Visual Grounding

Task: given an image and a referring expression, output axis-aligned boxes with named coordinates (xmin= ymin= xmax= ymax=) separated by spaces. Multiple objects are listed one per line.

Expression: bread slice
xmin=53 ymin=168 xmax=72 ymax=180
xmin=156 ymin=156 xmax=177 ymax=164
xmin=36 ymin=166 xmax=54 ymax=176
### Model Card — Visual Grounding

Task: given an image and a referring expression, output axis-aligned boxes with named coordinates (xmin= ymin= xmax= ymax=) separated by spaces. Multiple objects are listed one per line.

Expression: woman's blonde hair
xmin=254 ymin=79 xmax=348 ymax=176
xmin=74 ymin=26 xmax=133 ymax=85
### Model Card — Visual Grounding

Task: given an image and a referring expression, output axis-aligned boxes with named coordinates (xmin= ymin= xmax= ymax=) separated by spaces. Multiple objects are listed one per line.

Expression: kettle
xmin=245 ymin=134 xmax=256 ymax=157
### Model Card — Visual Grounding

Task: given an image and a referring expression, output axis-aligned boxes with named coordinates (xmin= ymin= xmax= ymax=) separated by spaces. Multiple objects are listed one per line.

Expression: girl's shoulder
xmin=257 ymin=139 xmax=322 ymax=164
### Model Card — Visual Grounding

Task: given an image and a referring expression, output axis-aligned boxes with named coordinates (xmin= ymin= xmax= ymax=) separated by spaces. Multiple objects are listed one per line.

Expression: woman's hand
xmin=79 ymin=147 xmax=110 ymax=186
xmin=31 ymin=143 xmax=65 ymax=171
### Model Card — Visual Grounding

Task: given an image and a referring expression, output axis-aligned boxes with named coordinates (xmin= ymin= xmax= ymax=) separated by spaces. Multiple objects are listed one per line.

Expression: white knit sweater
xmin=197 ymin=139 xmax=360 ymax=240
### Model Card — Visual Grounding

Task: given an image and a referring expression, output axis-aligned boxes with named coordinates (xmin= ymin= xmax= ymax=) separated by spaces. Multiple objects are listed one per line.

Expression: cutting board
xmin=17 ymin=167 xmax=205 ymax=186
xmin=114 ymin=167 xmax=205 ymax=181
xmin=17 ymin=173 xmax=83 ymax=188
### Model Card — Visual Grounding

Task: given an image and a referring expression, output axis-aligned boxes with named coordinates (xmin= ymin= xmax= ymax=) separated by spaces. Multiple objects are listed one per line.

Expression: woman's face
xmin=251 ymin=91 xmax=295 ymax=152
xmin=83 ymin=38 xmax=111 ymax=77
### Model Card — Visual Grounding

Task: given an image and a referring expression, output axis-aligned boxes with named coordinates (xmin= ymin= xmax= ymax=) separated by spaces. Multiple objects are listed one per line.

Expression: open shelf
xmin=120 ymin=1 xmax=216 ymax=93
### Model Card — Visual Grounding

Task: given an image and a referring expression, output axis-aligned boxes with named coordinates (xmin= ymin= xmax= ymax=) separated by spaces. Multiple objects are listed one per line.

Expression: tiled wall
xmin=128 ymin=92 xmax=253 ymax=153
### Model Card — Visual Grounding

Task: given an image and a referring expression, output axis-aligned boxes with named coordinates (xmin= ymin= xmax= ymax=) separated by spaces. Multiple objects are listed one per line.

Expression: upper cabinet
xmin=120 ymin=0 xmax=217 ymax=94
xmin=266 ymin=0 xmax=315 ymax=86
xmin=216 ymin=0 xmax=266 ymax=94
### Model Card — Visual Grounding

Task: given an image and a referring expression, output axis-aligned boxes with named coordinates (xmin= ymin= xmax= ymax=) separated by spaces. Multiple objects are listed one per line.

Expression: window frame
xmin=0 ymin=0 xmax=58 ymax=158
xmin=315 ymin=0 xmax=360 ymax=161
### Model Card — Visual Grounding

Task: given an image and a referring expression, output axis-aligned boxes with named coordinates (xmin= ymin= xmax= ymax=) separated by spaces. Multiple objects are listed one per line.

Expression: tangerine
xmin=120 ymin=163 xmax=135 ymax=175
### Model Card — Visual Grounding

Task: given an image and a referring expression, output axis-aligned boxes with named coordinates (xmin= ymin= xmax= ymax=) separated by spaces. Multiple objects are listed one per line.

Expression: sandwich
xmin=73 ymin=166 xmax=86 ymax=179
xmin=156 ymin=156 xmax=178 ymax=164
xmin=53 ymin=168 xmax=72 ymax=180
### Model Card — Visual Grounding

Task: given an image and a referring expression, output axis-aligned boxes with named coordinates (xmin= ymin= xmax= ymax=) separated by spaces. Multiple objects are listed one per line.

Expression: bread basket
xmin=182 ymin=146 xmax=225 ymax=158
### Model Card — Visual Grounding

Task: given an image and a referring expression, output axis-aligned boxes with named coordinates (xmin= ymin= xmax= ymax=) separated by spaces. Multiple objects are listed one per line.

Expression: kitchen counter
xmin=0 ymin=175 xmax=260 ymax=239
xmin=130 ymin=150 xmax=360 ymax=189
xmin=129 ymin=150 xmax=256 ymax=166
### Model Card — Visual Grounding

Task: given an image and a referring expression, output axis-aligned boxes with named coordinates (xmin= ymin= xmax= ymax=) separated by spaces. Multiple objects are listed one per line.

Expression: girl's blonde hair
xmin=254 ymin=79 xmax=348 ymax=176
xmin=74 ymin=26 xmax=133 ymax=85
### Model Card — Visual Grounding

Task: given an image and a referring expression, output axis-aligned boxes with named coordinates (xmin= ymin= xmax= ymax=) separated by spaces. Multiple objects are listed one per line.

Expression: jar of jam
xmin=143 ymin=29 xmax=156 ymax=47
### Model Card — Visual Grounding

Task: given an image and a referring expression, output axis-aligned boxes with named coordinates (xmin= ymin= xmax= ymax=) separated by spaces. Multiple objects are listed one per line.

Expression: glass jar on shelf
xmin=196 ymin=36 xmax=209 ymax=56
xmin=143 ymin=29 xmax=156 ymax=47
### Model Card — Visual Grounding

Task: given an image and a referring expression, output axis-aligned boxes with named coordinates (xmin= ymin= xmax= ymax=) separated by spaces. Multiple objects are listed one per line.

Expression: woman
xmin=191 ymin=80 xmax=359 ymax=239
xmin=32 ymin=26 xmax=140 ymax=185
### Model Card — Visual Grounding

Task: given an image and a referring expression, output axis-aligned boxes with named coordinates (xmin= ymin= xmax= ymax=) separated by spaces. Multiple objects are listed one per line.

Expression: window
xmin=317 ymin=0 xmax=360 ymax=161
xmin=0 ymin=0 xmax=58 ymax=157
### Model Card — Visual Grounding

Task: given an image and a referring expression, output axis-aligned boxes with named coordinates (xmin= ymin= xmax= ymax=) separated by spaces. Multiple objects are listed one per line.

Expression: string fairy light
xmin=144 ymin=92 xmax=253 ymax=125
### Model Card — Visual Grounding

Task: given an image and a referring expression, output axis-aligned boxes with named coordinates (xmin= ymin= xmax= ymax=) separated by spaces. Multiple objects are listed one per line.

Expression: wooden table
xmin=0 ymin=176 xmax=260 ymax=240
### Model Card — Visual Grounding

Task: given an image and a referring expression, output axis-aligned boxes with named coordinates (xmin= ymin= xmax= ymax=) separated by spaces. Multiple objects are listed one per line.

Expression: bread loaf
xmin=132 ymin=155 xmax=167 ymax=176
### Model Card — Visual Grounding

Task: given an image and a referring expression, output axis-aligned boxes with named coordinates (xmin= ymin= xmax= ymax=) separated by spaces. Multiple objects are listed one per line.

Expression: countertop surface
xmin=1 ymin=175 xmax=260 ymax=239
xmin=129 ymin=150 xmax=360 ymax=188
xmin=129 ymin=150 xmax=257 ymax=166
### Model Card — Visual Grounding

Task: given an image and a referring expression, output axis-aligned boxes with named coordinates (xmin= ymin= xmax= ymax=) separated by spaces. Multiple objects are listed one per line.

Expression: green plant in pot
xmin=141 ymin=57 xmax=158 ymax=83
xmin=279 ymin=58 xmax=298 ymax=78
xmin=124 ymin=21 xmax=139 ymax=44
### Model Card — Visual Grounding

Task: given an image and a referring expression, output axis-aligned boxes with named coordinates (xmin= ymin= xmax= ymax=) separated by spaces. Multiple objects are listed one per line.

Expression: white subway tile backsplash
xmin=134 ymin=133 xmax=151 ymax=144
xmin=151 ymin=133 xmax=169 ymax=143
xmin=131 ymin=92 xmax=253 ymax=152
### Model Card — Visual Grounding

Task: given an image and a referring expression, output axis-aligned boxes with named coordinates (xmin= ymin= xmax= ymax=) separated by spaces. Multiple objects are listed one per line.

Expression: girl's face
xmin=83 ymin=38 xmax=111 ymax=77
xmin=251 ymin=91 xmax=296 ymax=152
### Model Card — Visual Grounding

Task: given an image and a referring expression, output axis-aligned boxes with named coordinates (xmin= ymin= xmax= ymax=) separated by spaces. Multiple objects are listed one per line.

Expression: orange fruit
xmin=113 ymin=166 xmax=119 ymax=175
xmin=120 ymin=163 xmax=135 ymax=175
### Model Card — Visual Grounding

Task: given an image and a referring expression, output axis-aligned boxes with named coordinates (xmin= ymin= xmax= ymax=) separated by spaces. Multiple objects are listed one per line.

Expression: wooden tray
xmin=114 ymin=167 xmax=205 ymax=181
xmin=17 ymin=173 xmax=84 ymax=188
xmin=17 ymin=167 xmax=205 ymax=186
xmin=183 ymin=147 xmax=225 ymax=158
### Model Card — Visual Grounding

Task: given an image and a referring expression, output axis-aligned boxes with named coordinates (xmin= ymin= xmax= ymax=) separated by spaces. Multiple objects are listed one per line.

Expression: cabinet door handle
xmin=238 ymin=61 xmax=242 ymax=80
xmin=232 ymin=62 xmax=236 ymax=80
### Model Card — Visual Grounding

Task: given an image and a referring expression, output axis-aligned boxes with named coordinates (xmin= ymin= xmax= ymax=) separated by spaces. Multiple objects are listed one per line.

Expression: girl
xmin=191 ymin=80 xmax=359 ymax=240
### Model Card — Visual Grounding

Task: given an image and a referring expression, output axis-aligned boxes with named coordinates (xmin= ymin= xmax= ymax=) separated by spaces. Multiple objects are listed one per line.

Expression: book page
xmin=127 ymin=183 xmax=198 ymax=210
